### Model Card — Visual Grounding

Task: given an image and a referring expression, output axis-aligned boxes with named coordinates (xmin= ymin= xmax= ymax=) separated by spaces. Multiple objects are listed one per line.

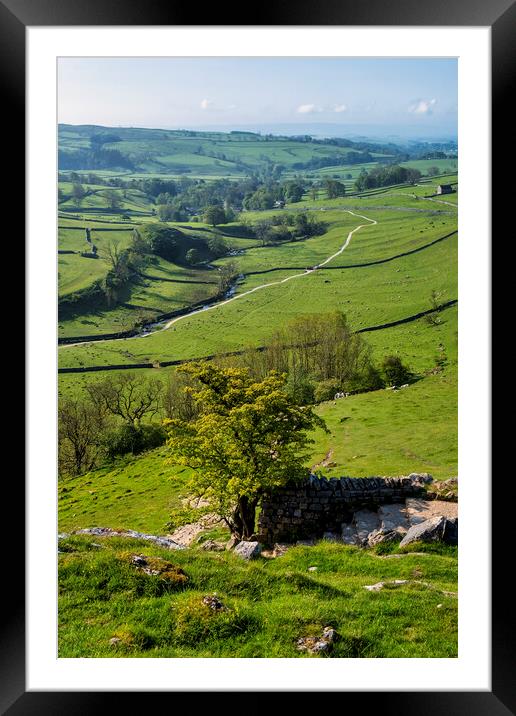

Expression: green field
xmin=58 ymin=180 xmax=457 ymax=367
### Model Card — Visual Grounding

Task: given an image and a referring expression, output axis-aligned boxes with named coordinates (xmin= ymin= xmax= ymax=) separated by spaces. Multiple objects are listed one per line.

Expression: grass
xmin=58 ymin=535 xmax=457 ymax=658
xmin=58 ymin=449 xmax=192 ymax=534
xmin=58 ymin=232 xmax=457 ymax=368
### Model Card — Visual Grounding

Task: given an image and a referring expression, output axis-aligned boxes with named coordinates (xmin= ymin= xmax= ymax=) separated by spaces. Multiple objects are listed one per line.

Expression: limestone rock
xmin=341 ymin=524 xmax=359 ymax=545
xmin=272 ymin=543 xmax=290 ymax=557
xmin=366 ymin=528 xmax=403 ymax=547
xmin=399 ymin=515 xmax=458 ymax=547
xmin=426 ymin=477 xmax=458 ymax=501
xmin=202 ymin=594 xmax=226 ymax=611
xmin=201 ymin=540 xmax=225 ymax=552
xmin=233 ymin=540 xmax=262 ymax=560
xmin=353 ymin=509 xmax=380 ymax=545
xmin=296 ymin=626 xmax=337 ymax=654
xmin=169 ymin=512 xmax=221 ymax=547
xmin=442 ymin=517 xmax=458 ymax=545
xmin=364 ymin=579 xmax=409 ymax=592
xmin=226 ymin=536 xmax=240 ymax=551
xmin=74 ymin=527 xmax=184 ymax=550
xmin=378 ymin=503 xmax=409 ymax=533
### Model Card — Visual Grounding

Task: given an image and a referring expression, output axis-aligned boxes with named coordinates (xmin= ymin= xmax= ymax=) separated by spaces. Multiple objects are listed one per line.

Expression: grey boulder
xmin=399 ymin=515 xmax=458 ymax=547
xmin=233 ymin=540 xmax=262 ymax=560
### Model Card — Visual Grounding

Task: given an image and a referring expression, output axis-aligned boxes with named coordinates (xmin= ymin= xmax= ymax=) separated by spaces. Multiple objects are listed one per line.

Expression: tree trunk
xmin=232 ymin=496 xmax=257 ymax=541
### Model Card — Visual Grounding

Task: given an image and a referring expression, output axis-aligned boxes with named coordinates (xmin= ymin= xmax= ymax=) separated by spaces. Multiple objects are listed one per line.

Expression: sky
xmin=58 ymin=57 xmax=457 ymax=140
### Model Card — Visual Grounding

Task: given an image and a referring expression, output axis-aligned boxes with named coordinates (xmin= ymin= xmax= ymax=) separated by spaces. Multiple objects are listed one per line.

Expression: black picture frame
xmin=6 ymin=0 xmax=509 ymax=711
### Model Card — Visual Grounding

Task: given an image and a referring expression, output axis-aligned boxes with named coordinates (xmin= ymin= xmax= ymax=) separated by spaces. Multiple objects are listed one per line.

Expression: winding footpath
xmin=161 ymin=210 xmax=377 ymax=332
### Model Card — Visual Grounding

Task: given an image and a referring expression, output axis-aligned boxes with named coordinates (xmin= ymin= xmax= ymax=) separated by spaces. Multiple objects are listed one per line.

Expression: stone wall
xmin=258 ymin=475 xmax=427 ymax=545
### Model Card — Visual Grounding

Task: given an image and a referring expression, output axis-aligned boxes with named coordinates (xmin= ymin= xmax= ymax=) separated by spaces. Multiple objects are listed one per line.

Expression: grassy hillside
xmin=58 ymin=535 xmax=457 ymax=658
xmin=58 ymin=124 xmax=396 ymax=178
xmin=58 ymin=183 xmax=457 ymax=368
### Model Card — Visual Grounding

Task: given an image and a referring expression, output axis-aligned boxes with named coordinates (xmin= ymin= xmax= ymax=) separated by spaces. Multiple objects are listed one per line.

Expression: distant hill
xmin=58 ymin=124 xmax=400 ymax=177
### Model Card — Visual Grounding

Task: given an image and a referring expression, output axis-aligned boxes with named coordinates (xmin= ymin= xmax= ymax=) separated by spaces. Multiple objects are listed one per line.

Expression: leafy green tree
xmin=164 ymin=364 xmax=327 ymax=540
xmin=323 ymin=179 xmax=346 ymax=199
xmin=204 ymin=205 xmax=227 ymax=227
xmin=284 ymin=181 xmax=305 ymax=203
xmin=382 ymin=355 xmax=413 ymax=387
xmin=207 ymin=235 xmax=228 ymax=257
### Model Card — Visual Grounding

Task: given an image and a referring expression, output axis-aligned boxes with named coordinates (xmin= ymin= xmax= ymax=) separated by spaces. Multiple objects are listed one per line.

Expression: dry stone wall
xmin=258 ymin=475 xmax=427 ymax=545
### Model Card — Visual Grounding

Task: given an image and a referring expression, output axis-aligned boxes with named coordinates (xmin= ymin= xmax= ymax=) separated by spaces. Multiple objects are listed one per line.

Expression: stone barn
xmin=436 ymin=184 xmax=453 ymax=195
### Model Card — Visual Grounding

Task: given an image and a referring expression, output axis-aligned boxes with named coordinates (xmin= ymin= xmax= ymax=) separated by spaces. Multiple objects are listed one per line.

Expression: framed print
xmin=4 ymin=0 xmax=511 ymax=710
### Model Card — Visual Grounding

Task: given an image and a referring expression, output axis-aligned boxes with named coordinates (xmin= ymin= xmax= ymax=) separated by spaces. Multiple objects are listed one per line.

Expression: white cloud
xmin=297 ymin=103 xmax=323 ymax=114
xmin=409 ymin=98 xmax=437 ymax=115
xmin=333 ymin=104 xmax=347 ymax=113
xmin=200 ymin=98 xmax=213 ymax=110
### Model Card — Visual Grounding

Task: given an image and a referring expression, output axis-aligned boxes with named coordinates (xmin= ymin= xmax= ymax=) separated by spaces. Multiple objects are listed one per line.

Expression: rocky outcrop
xmin=296 ymin=626 xmax=337 ymax=654
xmin=400 ymin=515 xmax=458 ymax=547
xmin=169 ymin=513 xmax=222 ymax=547
xmin=72 ymin=527 xmax=185 ymax=550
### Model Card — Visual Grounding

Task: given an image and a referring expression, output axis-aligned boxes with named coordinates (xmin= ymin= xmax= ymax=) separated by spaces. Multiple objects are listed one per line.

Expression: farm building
xmin=436 ymin=184 xmax=453 ymax=195
xmin=274 ymin=200 xmax=285 ymax=209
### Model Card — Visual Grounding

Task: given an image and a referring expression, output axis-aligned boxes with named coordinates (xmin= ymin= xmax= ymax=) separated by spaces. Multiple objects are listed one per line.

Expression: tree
xmin=382 ymin=355 xmax=413 ymax=387
xmin=216 ymin=260 xmax=239 ymax=294
xmin=58 ymin=398 xmax=106 ymax=476
xmin=425 ymin=289 xmax=445 ymax=325
xmin=284 ymin=181 xmax=305 ymax=203
xmin=323 ymin=179 xmax=346 ymax=199
xmin=103 ymin=240 xmax=129 ymax=281
xmin=71 ymin=183 xmax=86 ymax=207
xmin=164 ymin=363 xmax=327 ymax=540
xmin=204 ymin=205 xmax=227 ymax=227
xmin=186 ymin=248 xmax=200 ymax=265
xmin=207 ymin=235 xmax=228 ymax=257
xmin=104 ymin=189 xmax=121 ymax=210
xmin=156 ymin=204 xmax=177 ymax=222
xmin=253 ymin=218 xmax=274 ymax=246
xmin=86 ymin=373 xmax=163 ymax=428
